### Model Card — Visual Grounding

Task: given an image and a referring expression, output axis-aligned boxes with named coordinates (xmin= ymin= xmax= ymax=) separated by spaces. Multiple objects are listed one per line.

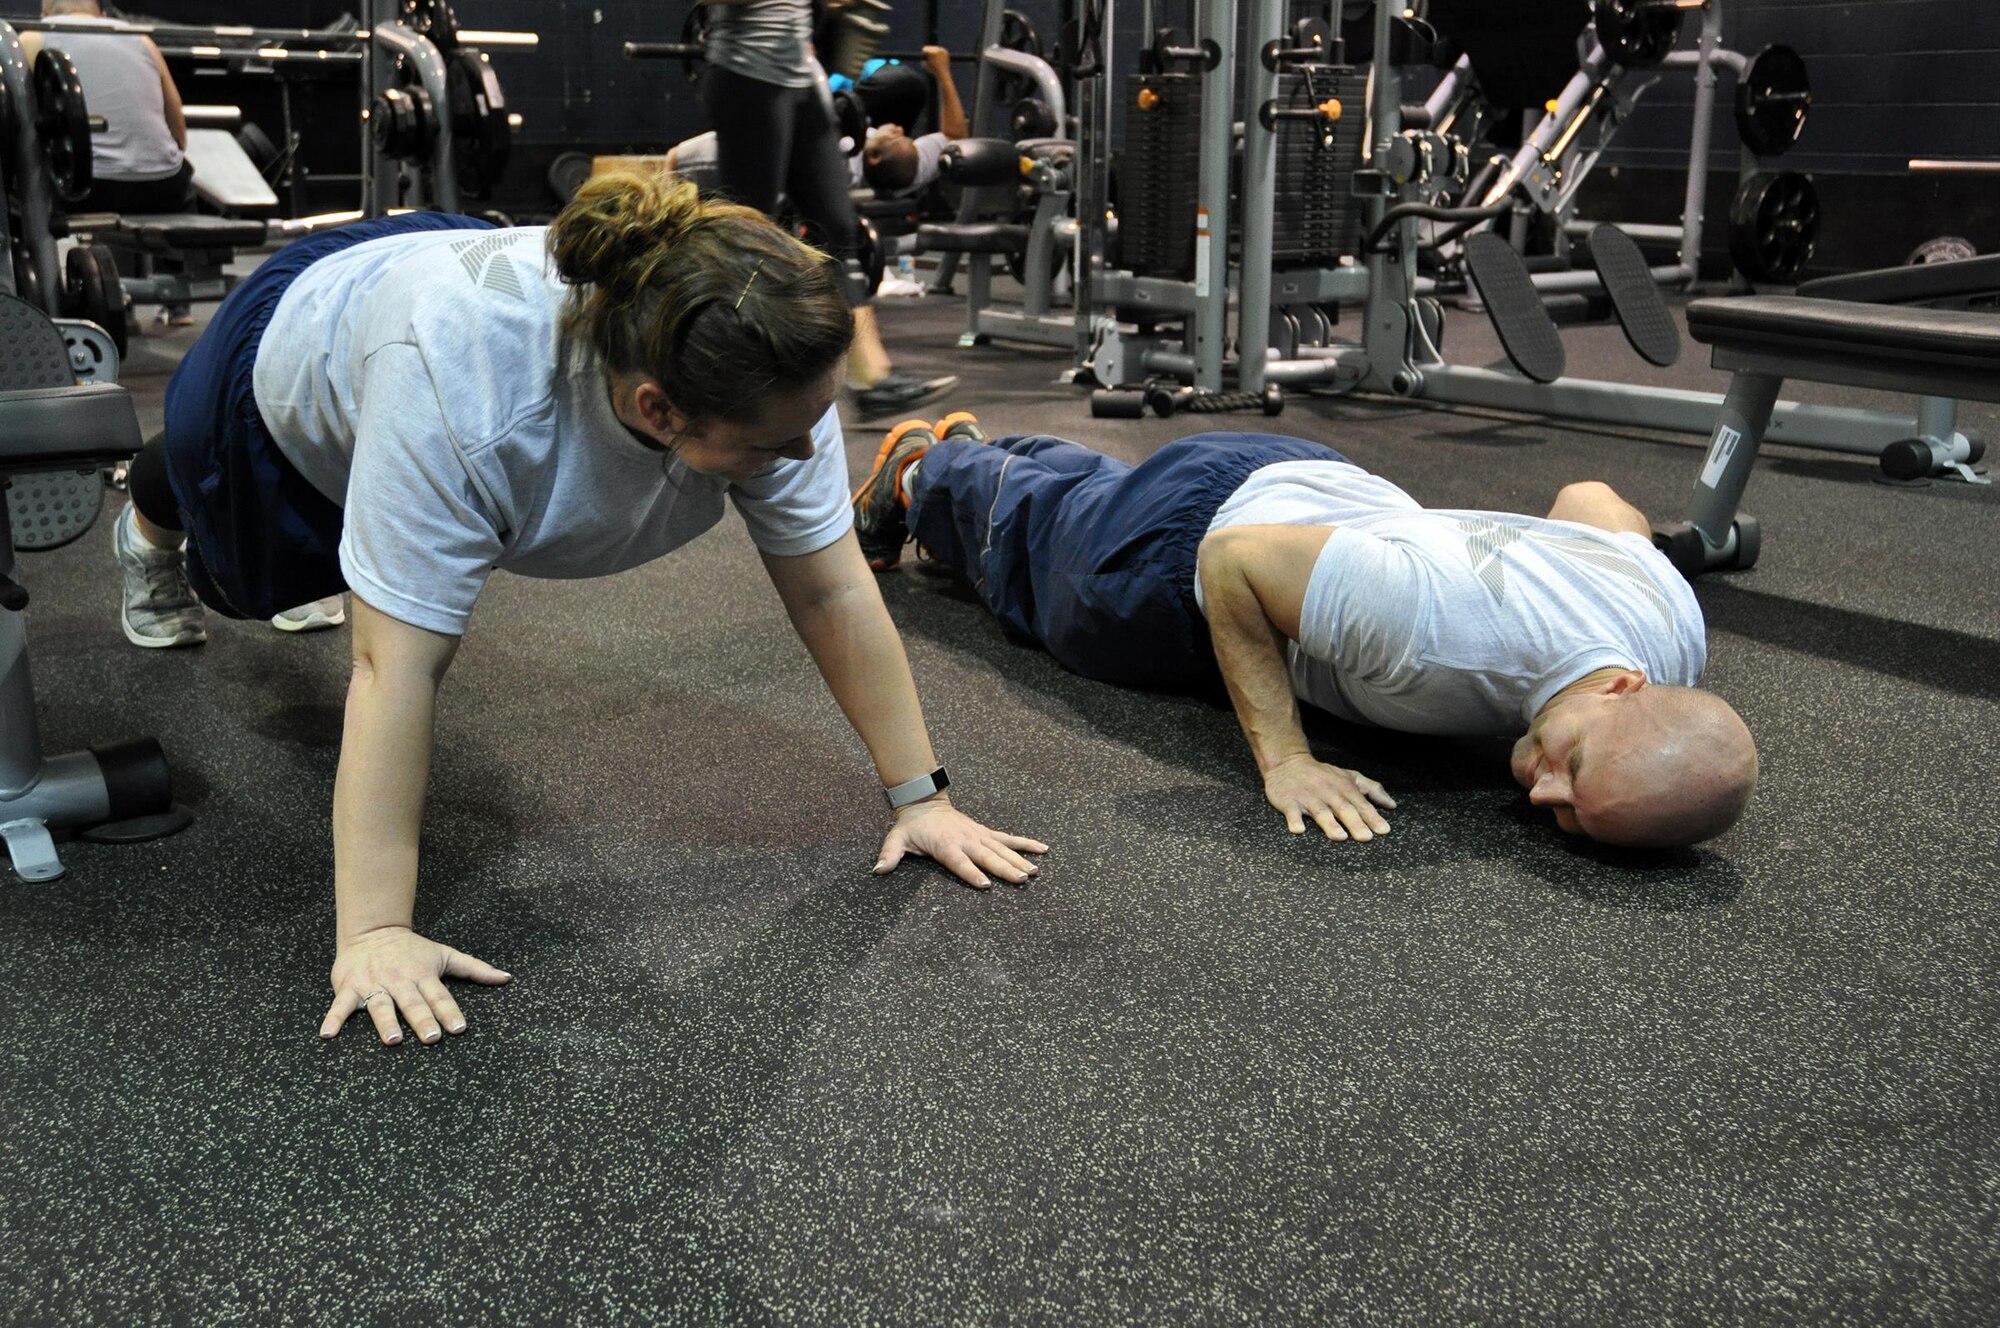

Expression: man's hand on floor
xmin=1262 ymin=754 xmax=1396 ymax=841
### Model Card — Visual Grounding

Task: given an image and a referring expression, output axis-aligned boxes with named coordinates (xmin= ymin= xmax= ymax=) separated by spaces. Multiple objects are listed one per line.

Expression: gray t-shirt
xmin=705 ymin=0 xmax=815 ymax=89
xmin=1195 ymin=461 xmax=1707 ymax=735
xmin=251 ymin=226 xmax=853 ymax=636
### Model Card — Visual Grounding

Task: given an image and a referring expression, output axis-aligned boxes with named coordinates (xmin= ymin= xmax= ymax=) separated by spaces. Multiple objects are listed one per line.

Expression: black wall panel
xmin=1595 ymin=0 xmax=2000 ymax=173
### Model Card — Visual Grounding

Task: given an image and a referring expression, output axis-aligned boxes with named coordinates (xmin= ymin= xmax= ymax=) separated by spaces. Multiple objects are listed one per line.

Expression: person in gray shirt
xmin=111 ymin=174 xmax=1046 ymax=1050
xmin=854 ymin=416 xmax=1758 ymax=849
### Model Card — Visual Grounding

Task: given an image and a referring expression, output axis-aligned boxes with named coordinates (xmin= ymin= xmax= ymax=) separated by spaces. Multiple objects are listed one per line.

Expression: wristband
xmin=884 ymin=766 xmax=950 ymax=810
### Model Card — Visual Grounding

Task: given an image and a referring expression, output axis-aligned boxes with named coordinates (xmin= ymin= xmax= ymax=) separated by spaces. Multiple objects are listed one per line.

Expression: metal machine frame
xmin=1076 ymin=0 xmax=1977 ymax=470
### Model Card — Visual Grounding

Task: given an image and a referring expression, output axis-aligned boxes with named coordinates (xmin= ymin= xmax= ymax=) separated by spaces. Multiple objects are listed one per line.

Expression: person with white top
xmin=853 ymin=417 xmax=1757 ymax=849
xmin=24 ymin=0 xmax=195 ymax=327
xmin=108 ymin=173 xmax=1047 ymax=1048
xmin=22 ymin=0 xmax=189 ymax=214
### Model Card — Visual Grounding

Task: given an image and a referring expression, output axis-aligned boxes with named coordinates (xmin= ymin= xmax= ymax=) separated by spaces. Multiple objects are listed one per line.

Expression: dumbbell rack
xmin=362 ymin=0 xmax=528 ymax=218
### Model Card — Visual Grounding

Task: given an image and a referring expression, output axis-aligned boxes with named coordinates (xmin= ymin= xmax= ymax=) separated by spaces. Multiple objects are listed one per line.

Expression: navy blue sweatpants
xmin=161 ymin=211 xmax=492 ymax=618
xmin=905 ymin=432 xmax=1348 ymax=692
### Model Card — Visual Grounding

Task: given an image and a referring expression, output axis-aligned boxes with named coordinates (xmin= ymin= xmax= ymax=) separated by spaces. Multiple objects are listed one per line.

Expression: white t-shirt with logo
xmin=252 ymin=226 xmax=852 ymax=636
xmin=1195 ymin=461 xmax=1707 ymax=735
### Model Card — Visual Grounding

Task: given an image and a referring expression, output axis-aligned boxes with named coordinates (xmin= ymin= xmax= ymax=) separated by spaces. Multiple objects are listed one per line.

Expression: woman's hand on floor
xmin=321 ymin=926 xmax=511 ymax=1045
xmin=875 ymin=800 xmax=1048 ymax=889
xmin=1262 ymin=754 xmax=1396 ymax=841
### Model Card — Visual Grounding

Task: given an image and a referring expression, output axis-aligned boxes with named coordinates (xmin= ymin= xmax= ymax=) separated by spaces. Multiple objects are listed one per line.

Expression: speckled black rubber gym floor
xmin=4 ymin=275 xmax=1996 ymax=1325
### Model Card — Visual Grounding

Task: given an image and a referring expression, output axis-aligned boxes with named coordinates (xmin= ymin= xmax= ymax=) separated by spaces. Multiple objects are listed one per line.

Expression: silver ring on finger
xmin=359 ymin=988 xmax=387 ymax=1007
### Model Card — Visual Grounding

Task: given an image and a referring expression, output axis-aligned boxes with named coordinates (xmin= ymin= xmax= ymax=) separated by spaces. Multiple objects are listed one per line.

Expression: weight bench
xmin=64 ymin=127 xmax=278 ymax=330
xmin=67 ymin=212 xmax=268 ymax=310
xmin=1794 ymin=254 xmax=2000 ymax=480
xmin=1798 ymin=253 xmax=2000 ymax=314
xmin=0 ymin=293 xmax=185 ymax=880
xmin=1655 ymin=295 xmax=2000 ymax=576
xmin=915 ymin=136 xmax=1074 ymax=349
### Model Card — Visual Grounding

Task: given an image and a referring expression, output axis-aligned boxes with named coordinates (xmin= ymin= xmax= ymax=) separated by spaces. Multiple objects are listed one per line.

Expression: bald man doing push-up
xmin=853 ymin=417 xmax=1756 ymax=848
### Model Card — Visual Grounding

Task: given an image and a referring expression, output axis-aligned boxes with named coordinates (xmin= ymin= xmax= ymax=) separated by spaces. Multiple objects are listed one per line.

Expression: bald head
xmin=1570 ymin=686 xmax=1757 ymax=846
xmin=1515 ymin=676 xmax=1757 ymax=847
xmin=44 ymin=1 xmax=104 ymax=15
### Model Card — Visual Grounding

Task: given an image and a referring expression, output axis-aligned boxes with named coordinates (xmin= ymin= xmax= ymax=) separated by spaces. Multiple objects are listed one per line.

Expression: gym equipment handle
xmin=1257 ymin=98 xmax=1342 ymax=131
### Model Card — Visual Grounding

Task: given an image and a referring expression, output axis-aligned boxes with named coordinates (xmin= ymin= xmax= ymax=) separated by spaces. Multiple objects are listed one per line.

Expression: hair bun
xmin=548 ymin=169 xmax=704 ymax=291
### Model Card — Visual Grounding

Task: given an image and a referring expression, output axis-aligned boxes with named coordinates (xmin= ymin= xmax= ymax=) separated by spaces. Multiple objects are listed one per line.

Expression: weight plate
xmin=402 ymin=0 xmax=459 ymax=51
xmin=547 ymin=151 xmax=593 ymax=205
xmin=1907 ymin=236 xmax=1977 ymax=266
xmin=833 ymin=89 xmax=868 ymax=154
xmin=999 ymin=9 xmax=1043 ymax=59
xmin=0 ymin=55 xmax=14 ymax=152
xmin=237 ymin=121 xmax=281 ymax=176
xmin=1010 ymin=95 xmax=1057 ymax=141
xmin=447 ymin=49 xmax=510 ymax=199
xmin=1734 ymin=44 xmax=1811 ymax=157
xmin=11 ymin=240 xmax=47 ymax=314
xmin=857 ymin=216 xmax=883 ymax=296
xmin=1729 ymin=171 xmax=1819 ymax=284
xmin=681 ymin=6 xmax=711 ymax=88
xmin=32 ymin=48 xmax=92 ymax=202
xmin=64 ymin=243 xmax=127 ymax=360
xmin=1592 ymin=0 xmax=1682 ymax=69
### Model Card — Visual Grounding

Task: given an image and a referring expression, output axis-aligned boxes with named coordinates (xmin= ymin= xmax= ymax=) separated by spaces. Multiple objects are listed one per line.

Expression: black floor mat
xmin=2 ymin=277 xmax=1998 ymax=1323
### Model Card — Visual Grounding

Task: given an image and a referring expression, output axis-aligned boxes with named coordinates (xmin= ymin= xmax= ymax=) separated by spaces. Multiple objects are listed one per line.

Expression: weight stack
xmin=1119 ymin=73 xmax=1204 ymax=280
xmin=1271 ymin=65 xmax=1369 ymax=269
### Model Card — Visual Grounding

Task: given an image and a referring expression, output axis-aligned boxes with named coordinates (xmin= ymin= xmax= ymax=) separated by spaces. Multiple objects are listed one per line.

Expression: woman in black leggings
xmin=699 ymin=0 xmax=954 ymax=418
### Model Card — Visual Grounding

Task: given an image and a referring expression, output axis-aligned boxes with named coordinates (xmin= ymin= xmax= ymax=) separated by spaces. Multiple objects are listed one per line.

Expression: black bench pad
xmin=1796 ymin=254 xmax=2000 ymax=306
xmin=0 ymin=383 xmax=144 ymax=469
xmin=917 ymin=222 xmax=1031 ymax=254
xmin=79 ymin=213 xmax=267 ymax=251
xmin=1686 ymin=296 xmax=2000 ymax=374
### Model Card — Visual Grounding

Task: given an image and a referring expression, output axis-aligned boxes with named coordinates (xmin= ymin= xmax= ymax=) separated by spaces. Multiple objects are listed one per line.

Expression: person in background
xmin=23 ymin=0 xmax=194 ymax=327
xmin=667 ymin=46 xmax=968 ymax=201
xmin=697 ymin=0 xmax=955 ymax=419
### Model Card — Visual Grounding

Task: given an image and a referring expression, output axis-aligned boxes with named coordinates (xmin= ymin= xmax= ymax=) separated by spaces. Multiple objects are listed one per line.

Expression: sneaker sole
xmin=853 ymin=381 xmax=959 ymax=418
xmin=853 ymin=420 xmax=936 ymax=571
xmin=121 ymin=612 xmax=205 ymax=649
xmin=936 ymin=411 xmax=985 ymax=443
xmin=271 ymin=612 xmax=344 ymax=633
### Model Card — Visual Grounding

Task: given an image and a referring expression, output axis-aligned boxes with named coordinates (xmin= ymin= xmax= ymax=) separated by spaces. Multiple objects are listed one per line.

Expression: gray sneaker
xmin=112 ymin=503 xmax=206 ymax=649
xmin=271 ymin=595 xmax=347 ymax=633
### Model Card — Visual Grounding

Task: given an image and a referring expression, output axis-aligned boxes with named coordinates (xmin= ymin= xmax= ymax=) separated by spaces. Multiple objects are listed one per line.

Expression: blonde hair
xmin=547 ymin=171 xmax=853 ymax=422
